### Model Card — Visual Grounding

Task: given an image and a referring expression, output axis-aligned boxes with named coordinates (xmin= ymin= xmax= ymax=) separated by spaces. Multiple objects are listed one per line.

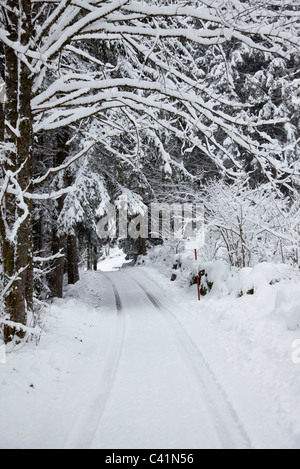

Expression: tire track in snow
xmin=126 ymin=271 xmax=252 ymax=450
xmin=103 ymin=273 xmax=122 ymax=315
xmin=64 ymin=272 xmax=126 ymax=449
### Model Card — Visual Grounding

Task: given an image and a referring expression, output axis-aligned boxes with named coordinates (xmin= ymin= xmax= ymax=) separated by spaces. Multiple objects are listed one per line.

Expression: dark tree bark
xmin=87 ymin=242 xmax=92 ymax=271
xmin=93 ymin=246 xmax=98 ymax=271
xmin=48 ymin=132 xmax=70 ymax=298
xmin=138 ymin=237 xmax=147 ymax=256
xmin=50 ymin=235 xmax=66 ymax=298
xmin=67 ymin=234 xmax=79 ymax=284
xmin=16 ymin=0 xmax=34 ymax=314
xmin=1 ymin=0 xmax=34 ymax=343
xmin=86 ymin=236 xmax=98 ymax=271
xmin=48 ymin=129 xmax=80 ymax=295
xmin=1 ymin=2 xmax=19 ymax=342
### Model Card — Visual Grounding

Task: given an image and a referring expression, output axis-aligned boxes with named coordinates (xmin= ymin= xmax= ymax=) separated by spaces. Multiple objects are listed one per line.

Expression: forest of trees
xmin=0 ymin=0 xmax=299 ymax=343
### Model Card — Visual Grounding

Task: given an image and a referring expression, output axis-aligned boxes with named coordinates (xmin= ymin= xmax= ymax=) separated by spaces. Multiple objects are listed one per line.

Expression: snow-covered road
xmin=67 ymin=269 xmax=250 ymax=449
xmin=1 ymin=267 xmax=299 ymax=449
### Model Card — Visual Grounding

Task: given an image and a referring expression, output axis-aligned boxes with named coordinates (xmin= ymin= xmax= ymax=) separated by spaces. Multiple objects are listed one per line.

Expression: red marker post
xmin=195 ymin=249 xmax=201 ymax=301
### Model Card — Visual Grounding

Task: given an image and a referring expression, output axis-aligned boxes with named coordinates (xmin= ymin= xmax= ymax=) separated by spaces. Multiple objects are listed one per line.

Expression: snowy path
xmin=80 ymin=269 xmax=251 ymax=449
xmin=64 ymin=272 xmax=126 ymax=449
xmin=2 ymin=267 xmax=296 ymax=449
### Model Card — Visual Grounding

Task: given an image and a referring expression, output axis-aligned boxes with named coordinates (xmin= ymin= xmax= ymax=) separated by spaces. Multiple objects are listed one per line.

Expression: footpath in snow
xmin=0 ymin=263 xmax=300 ymax=449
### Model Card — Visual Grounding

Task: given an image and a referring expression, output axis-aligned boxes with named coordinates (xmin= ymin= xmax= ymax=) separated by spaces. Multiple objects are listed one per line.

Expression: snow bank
xmin=232 ymin=263 xmax=297 ymax=297
xmin=141 ymin=245 xmax=298 ymax=299
xmin=0 ymin=270 xmax=119 ymax=449
xmin=139 ymin=265 xmax=300 ymax=447
xmin=140 ymin=244 xmax=300 ymax=334
xmin=272 ymin=284 xmax=300 ymax=331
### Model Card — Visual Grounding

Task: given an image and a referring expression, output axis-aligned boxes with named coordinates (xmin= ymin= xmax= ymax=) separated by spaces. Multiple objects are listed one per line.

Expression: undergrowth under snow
xmin=139 ymin=244 xmax=300 ymax=331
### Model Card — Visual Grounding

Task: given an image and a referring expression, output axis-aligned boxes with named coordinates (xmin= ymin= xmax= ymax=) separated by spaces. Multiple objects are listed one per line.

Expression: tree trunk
xmin=93 ymin=246 xmax=98 ymax=271
xmin=16 ymin=0 xmax=34 ymax=314
xmin=138 ymin=237 xmax=147 ymax=256
xmin=67 ymin=234 xmax=79 ymax=284
xmin=1 ymin=0 xmax=34 ymax=343
xmin=50 ymin=235 xmax=66 ymax=299
xmin=87 ymin=240 xmax=92 ymax=271
xmin=48 ymin=130 xmax=70 ymax=298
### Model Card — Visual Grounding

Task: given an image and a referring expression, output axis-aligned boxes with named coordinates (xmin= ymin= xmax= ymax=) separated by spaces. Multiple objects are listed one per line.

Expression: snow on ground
xmin=0 ymin=272 xmax=119 ymax=449
xmin=0 ymin=258 xmax=300 ymax=449
xmin=97 ymin=247 xmax=133 ymax=272
xmin=139 ymin=263 xmax=300 ymax=449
